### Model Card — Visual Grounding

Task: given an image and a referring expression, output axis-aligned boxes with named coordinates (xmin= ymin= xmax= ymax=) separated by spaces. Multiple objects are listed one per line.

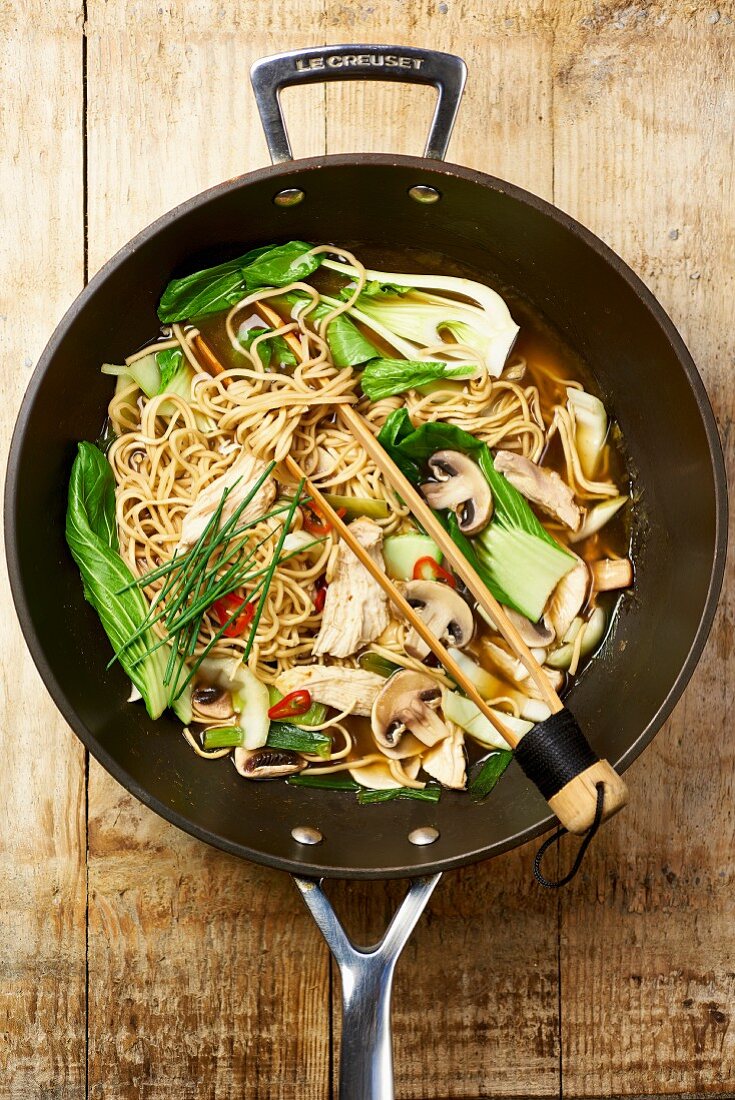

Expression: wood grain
xmin=552 ymin=6 xmax=735 ymax=1096
xmin=84 ymin=3 xmax=330 ymax=1096
xmin=0 ymin=2 xmax=87 ymax=1097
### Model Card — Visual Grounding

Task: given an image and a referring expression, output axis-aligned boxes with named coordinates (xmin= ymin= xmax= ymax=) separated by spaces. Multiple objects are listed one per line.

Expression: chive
xmin=287 ymin=773 xmax=360 ymax=791
xmin=202 ymin=726 xmax=244 ymax=749
xmin=357 ymin=651 xmax=400 ymax=678
xmin=468 ymin=750 xmax=513 ymax=802
xmin=356 ymin=786 xmax=442 ymax=804
xmin=267 ymin=721 xmax=331 ymax=758
xmin=241 ymin=482 xmax=305 ymax=663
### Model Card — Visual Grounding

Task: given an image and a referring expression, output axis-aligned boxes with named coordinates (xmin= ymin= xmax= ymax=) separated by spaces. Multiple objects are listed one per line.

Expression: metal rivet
xmin=291 ymin=825 xmax=323 ymax=845
xmin=408 ymin=184 xmax=441 ymax=205
xmin=408 ymin=826 xmax=440 ymax=846
xmin=274 ymin=188 xmax=305 ymax=207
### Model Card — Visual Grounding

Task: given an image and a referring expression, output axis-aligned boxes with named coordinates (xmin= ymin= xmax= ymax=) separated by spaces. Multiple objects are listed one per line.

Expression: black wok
xmin=5 ymin=45 xmax=727 ymax=1099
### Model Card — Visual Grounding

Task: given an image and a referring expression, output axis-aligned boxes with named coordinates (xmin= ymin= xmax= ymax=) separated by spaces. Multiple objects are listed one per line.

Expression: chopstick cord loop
xmin=532 ymin=782 xmax=605 ymax=889
xmin=513 ymin=707 xmax=598 ymax=799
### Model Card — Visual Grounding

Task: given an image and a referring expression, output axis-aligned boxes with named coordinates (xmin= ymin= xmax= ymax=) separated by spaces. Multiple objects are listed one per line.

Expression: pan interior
xmin=6 ymin=157 xmax=726 ymax=877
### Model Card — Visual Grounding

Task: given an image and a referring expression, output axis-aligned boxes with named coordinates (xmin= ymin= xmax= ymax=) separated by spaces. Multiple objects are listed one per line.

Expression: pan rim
xmin=5 ymin=152 xmax=728 ymax=879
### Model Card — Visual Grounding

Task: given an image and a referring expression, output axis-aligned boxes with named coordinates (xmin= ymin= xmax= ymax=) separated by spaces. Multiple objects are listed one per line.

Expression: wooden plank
xmin=84 ymin=4 xmax=331 ymax=1096
xmin=0 ymin=1 xmax=87 ymax=1096
xmin=323 ymin=5 xmax=561 ymax=1098
xmin=552 ymin=5 xmax=735 ymax=1096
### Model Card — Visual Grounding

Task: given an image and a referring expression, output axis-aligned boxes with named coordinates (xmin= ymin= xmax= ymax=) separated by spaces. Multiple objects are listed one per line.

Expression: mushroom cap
xmin=371 ymin=670 xmax=451 ymax=751
xmin=234 ymin=747 xmax=305 ymax=780
xmin=192 ymin=684 xmax=235 ymax=722
xmin=420 ymin=450 xmax=493 ymax=535
xmin=403 ymin=579 xmax=475 ymax=660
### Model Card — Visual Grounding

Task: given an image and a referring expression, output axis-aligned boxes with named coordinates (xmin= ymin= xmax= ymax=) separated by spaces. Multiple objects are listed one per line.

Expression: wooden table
xmin=2 ymin=3 xmax=733 ymax=1097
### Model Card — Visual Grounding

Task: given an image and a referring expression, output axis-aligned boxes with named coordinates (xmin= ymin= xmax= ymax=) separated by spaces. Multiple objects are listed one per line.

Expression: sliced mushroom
xmin=372 ymin=670 xmax=451 ymax=753
xmin=591 ymin=557 xmax=633 ymax=592
xmin=192 ymin=685 xmax=235 ymax=722
xmin=479 ymin=604 xmax=555 ymax=647
xmin=234 ymin=747 xmax=305 ymax=780
xmin=420 ymin=450 xmax=493 ymax=536
xmin=403 ymin=579 xmax=475 ymax=659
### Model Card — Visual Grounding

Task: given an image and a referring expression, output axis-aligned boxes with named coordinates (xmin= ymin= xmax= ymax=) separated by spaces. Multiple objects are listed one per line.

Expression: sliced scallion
xmin=202 ymin=726 xmax=244 ymax=749
xmin=267 ymin=722 xmax=331 ymax=758
xmin=356 ymin=785 xmax=441 ymax=805
xmin=468 ymin=750 xmax=513 ymax=802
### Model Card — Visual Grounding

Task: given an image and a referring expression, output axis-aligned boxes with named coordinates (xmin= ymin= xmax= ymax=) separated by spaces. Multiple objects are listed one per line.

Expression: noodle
xmin=101 ymin=243 xmax=629 ymax=785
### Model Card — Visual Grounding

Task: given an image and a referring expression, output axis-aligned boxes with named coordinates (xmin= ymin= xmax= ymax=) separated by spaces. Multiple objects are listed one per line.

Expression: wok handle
xmin=250 ymin=45 xmax=467 ymax=164
xmin=293 ymin=872 xmax=442 ymax=1100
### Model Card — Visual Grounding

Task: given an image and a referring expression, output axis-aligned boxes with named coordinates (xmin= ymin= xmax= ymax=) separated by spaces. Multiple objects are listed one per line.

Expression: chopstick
xmin=258 ymin=295 xmax=559 ymax=709
xmin=283 ymin=454 xmax=520 ymax=749
xmin=258 ymin=296 xmax=627 ymax=832
xmin=338 ymin=406 xmax=563 ymax=713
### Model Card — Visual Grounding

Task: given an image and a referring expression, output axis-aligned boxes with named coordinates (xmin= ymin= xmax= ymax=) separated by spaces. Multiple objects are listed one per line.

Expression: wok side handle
xmin=293 ymin=872 xmax=442 ymax=1100
xmin=250 ymin=45 xmax=467 ymax=164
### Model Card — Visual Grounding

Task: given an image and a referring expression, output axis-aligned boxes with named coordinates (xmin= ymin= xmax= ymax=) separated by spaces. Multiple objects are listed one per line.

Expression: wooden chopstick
xmin=283 ymin=455 xmax=520 ymax=749
xmin=190 ymin=333 xmax=231 ymax=388
xmin=254 ymin=301 xmax=304 ymax=357
xmin=257 ymin=294 xmax=559 ymax=711
xmin=338 ymin=406 xmax=563 ymax=713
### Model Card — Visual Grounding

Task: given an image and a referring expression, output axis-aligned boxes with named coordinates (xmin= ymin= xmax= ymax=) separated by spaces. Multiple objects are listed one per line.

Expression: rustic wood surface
xmin=1 ymin=1 xmax=733 ymax=1097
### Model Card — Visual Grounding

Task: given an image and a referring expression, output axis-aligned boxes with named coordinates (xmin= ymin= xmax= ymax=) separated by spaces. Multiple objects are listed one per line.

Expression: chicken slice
xmin=178 ymin=451 xmax=276 ymax=552
xmin=494 ymin=450 xmax=581 ymax=531
xmin=312 ymin=518 xmax=390 ymax=659
xmin=545 ymin=558 xmax=589 ymax=641
xmin=421 ymin=727 xmax=467 ymax=789
xmin=274 ymin=666 xmax=385 ymax=717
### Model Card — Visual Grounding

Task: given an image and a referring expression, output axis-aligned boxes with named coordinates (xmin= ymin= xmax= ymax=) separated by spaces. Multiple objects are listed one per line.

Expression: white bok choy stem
xmin=321 ymin=258 xmax=520 ymax=376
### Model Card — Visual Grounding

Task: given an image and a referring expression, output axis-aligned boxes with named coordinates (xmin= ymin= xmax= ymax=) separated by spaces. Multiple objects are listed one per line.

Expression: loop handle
xmin=293 ymin=873 xmax=442 ymax=1100
xmin=250 ymin=44 xmax=467 ymax=164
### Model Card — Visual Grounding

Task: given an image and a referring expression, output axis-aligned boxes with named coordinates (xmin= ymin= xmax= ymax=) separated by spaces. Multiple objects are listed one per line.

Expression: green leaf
xmin=158 ymin=246 xmax=271 ymax=323
xmin=376 ymin=413 xmax=575 ymax=620
xmin=66 ymin=443 xmax=168 ymax=719
xmin=468 ymin=750 xmax=513 ymax=802
xmin=376 ymin=415 xmax=560 ymax=545
xmin=361 ymin=357 xmax=475 ymax=401
xmin=324 ymin=313 xmax=381 ymax=367
xmin=356 ymin=785 xmax=442 ymax=804
xmin=342 ymin=280 xmax=411 ymax=300
xmin=279 ymin=292 xmax=380 ymax=367
xmin=242 ymin=240 xmax=321 ymax=291
xmin=266 ymin=721 xmax=331 ymax=758
xmin=155 ymin=347 xmax=184 ymax=393
xmin=157 ymin=242 xmax=320 ymax=323
xmin=240 ymin=326 xmax=298 ymax=370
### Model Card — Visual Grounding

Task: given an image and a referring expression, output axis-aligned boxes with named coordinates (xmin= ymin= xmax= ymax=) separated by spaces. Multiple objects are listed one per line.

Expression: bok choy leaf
xmin=322 ymin=258 xmax=519 ymax=375
xmin=360 ymin=357 xmax=476 ymax=401
xmin=279 ymin=292 xmax=380 ymax=367
xmin=66 ymin=442 xmax=168 ymax=718
xmin=158 ymin=241 xmax=323 ymax=323
xmin=376 ymin=411 xmax=574 ymax=620
xmin=240 ymin=326 xmax=298 ymax=370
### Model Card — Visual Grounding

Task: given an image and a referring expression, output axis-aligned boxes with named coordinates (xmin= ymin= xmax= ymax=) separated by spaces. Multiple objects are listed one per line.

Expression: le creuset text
xmin=295 ymin=54 xmax=424 ymax=72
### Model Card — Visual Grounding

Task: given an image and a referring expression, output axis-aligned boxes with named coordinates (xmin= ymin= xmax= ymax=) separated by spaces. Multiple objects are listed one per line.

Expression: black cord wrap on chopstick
xmin=533 ymin=782 xmax=606 ymax=889
xmin=514 ymin=707 xmax=598 ymax=799
xmin=513 ymin=708 xmax=604 ymax=889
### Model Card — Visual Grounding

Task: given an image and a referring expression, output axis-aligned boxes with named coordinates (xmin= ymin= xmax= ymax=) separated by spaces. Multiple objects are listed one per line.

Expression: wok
xmin=5 ymin=45 xmax=727 ymax=1099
